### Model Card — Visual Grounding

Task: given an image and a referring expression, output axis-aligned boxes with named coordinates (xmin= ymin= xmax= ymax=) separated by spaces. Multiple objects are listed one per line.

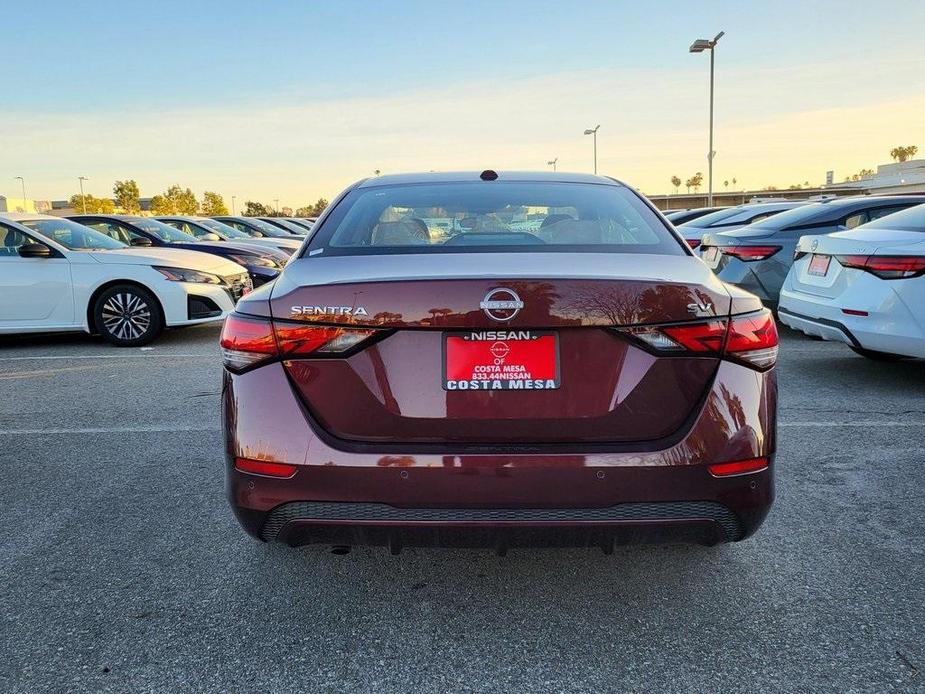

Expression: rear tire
xmin=849 ymin=346 xmax=906 ymax=362
xmin=92 ymin=284 xmax=164 ymax=347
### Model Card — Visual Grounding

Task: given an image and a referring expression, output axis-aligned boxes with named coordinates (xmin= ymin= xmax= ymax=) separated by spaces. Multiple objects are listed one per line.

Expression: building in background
xmin=46 ymin=197 xmax=155 ymax=216
xmin=650 ymin=159 xmax=925 ymax=211
xmin=0 ymin=197 xmax=51 ymax=214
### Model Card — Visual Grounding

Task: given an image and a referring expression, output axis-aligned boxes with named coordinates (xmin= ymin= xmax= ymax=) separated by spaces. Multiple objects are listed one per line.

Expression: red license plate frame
xmin=808 ymin=254 xmax=831 ymax=276
xmin=443 ymin=330 xmax=560 ymax=391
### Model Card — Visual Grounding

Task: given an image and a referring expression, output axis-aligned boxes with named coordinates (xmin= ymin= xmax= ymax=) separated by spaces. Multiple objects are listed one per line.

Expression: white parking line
xmin=779 ymin=421 xmax=924 ymax=427
xmin=0 ymin=425 xmax=220 ymax=435
xmin=0 ymin=354 xmax=212 ymax=361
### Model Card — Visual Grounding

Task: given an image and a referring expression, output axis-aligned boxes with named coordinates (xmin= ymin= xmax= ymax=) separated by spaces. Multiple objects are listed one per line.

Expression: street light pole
xmin=583 ymin=125 xmax=600 ymax=174
xmin=689 ymin=31 xmax=724 ymax=206
xmin=274 ymin=199 xmax=279 ymax=214
xmin=14 ymin=177 xmax=26 ymax=211
xmin=78 ymin=176 xmax=89 ymax=213
xmin=547 ymin=158 xmax=558 ymax=172
xmin=232 ymin=196 xmax=236 ymax=215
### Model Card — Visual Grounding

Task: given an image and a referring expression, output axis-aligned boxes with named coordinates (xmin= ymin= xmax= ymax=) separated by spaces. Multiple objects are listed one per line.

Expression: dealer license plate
xmin=443 ymin=330 xmax=560 ymax=391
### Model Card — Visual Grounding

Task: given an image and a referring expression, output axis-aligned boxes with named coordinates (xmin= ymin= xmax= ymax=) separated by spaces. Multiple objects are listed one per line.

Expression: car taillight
xmin=616 ymin=309 xmax=778 ymax=371
xmin=274 ymin=323 xmax=378 ymax=355
xmin=220 ymin=314 xmax=277 ymax=371
xmin=724 ymin=310 xmax=779 ymax=369
xmin=686 ymin=239 xmax=701 ymax=250
xmin=720 ymin=246 xmax=782 ymax=261
xmin=220 ymin=313 xmax=382 ymax=372
xmin=835 ymin=254 xmax=925 ymax=279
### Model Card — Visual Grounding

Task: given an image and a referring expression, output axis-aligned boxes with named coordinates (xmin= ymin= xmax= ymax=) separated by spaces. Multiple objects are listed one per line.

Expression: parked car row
xmin=675 ymin=196 xmax=925 ymax=360
xmin=0 ymin=212 xmax=311 ymax=346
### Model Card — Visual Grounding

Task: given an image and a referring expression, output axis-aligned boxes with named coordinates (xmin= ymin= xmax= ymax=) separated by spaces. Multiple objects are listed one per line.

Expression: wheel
xmin=849 ymin=346 xmax=906 ymax=362
xmin=93 ymin=284 xmax=164 ymax=346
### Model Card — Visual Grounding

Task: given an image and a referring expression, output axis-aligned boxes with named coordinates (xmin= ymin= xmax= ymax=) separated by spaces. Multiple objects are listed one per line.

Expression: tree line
xmin=68 ymin=180 xmax=329 ymax=218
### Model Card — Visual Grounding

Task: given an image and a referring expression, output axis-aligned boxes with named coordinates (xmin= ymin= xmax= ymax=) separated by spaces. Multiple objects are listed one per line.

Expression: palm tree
xmin=670 ymin=175 xmax=681 ymax=194
xmin=890 ymin=145 xmax=918 ymax=163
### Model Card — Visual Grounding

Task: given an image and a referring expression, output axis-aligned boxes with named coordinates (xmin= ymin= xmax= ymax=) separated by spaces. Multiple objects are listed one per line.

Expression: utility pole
xmin=78 ymin=176 xmax=89 ymax=213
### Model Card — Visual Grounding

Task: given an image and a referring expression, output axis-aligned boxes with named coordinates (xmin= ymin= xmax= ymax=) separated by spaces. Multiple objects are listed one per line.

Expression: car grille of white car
xmin=225 ymin=272 xmax=252 ymax=302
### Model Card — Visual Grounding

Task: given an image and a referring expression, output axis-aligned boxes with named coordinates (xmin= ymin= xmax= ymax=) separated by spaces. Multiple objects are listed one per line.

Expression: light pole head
xmin=583 ymin=125 xmax=600 ymax=135
xmin=690 ymin=31 xmax=724 ymax=52
xmin=689 ymin=39 xmax=711 ymax=53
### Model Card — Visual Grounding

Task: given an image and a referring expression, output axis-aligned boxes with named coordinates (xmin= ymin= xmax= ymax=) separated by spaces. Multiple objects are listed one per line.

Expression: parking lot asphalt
xmin=1 ymin=325 xmax=923 ymax=694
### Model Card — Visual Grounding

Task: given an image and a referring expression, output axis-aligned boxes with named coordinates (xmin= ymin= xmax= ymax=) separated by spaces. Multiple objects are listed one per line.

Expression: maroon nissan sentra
xmin=221 ymin=171 xmax=777 ymax=552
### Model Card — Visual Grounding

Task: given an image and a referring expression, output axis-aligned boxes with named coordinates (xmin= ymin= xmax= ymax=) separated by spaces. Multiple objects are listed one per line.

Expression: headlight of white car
xmin=154 ymin=266 xmax=224 ymax=284
xmin=227 ymin=254 xmax=281 ymax=270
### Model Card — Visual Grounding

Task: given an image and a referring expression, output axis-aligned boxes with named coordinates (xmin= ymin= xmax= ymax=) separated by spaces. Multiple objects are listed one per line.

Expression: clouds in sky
xmin=4 ymin=54 xmax=923 ymax=205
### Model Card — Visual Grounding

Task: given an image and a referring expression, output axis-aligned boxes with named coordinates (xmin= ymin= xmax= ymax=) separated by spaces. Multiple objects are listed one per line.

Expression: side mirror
xmin=18 ymin=243 xmax=52 ymax=258
xmin=130 ymin=237 xmax=153 ymax=247
xmin=202 ymin=233 xmax=221 ymax=241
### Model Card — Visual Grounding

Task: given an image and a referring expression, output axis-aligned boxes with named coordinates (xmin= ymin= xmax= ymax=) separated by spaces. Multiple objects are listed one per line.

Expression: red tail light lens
xmin=220 ymin=314 xmax=276 ymax=371
xmin=720 ymin=246 xmax=782 ymax=261
xmin=661 ymin=321 xmax=727 ymax=353
xmin=234 ymin=457 xmax=298 ymax=478
xmin=686 ymin=239 xmax=701 ymax=250
xmin=835 ymin=254 xmax=925 ymax=279
xmin=708 ymin=457 xmax=769 ymax=477
xmin=724 ymin=310 xmax=779 ymax=369
xmin=616 ymin=309 xmax=778 ymax=371
xmin=220 ymin=313 xmax=382 ymax=372
xmin=275 ymin=323 xmax=378 ymax=355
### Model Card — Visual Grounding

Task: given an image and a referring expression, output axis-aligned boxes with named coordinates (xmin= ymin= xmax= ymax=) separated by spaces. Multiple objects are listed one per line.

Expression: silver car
xmin=676 ymin=201 xmax=805 ymax=249
xmin=700 ymin=196 xmax=925 ymax=308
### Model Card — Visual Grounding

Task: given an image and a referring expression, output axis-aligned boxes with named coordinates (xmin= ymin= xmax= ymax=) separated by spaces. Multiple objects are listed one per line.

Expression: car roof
xmin=69 ymin=214 xmax=147 ymax=221
xmin=0 ymin=212 xmax=61 ymax=222
xmin=806 ymin=194 xmax=925 ymax=207
xmin=355 ymin=170 xmax=622 ymax=188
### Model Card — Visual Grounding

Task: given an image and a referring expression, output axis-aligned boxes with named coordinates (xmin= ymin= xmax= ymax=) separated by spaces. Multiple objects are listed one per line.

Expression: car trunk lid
xmin=267 ymin=252 xmax=734 ymax=445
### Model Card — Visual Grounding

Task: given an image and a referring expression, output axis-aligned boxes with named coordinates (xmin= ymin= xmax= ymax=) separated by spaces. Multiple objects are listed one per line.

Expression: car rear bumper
xmin=223 ymin=358 xmax=777 ymax=547
xmin=779 ymin=284 xmax=925 ymax=358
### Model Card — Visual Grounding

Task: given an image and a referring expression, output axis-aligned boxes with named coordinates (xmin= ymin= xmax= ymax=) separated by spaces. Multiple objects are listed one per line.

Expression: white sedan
xmin=0 ymin=214 xmax=252 ymax=346
xmin=778 ymin=203 xmax=925 ymax=360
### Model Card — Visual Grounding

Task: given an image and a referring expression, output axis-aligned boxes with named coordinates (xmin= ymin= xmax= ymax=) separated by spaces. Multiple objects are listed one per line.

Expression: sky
xmin=4 ymin=0 xmax=924 ymax=208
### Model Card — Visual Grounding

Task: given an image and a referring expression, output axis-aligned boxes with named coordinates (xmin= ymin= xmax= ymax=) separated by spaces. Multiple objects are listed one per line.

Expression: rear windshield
xmin=307 ymin=181 xmax=684 ymax=256
xmin=746 ymin=203 xmax=832 ymax=230
xmin=859 ymin=202 xmax=925 ymax=231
